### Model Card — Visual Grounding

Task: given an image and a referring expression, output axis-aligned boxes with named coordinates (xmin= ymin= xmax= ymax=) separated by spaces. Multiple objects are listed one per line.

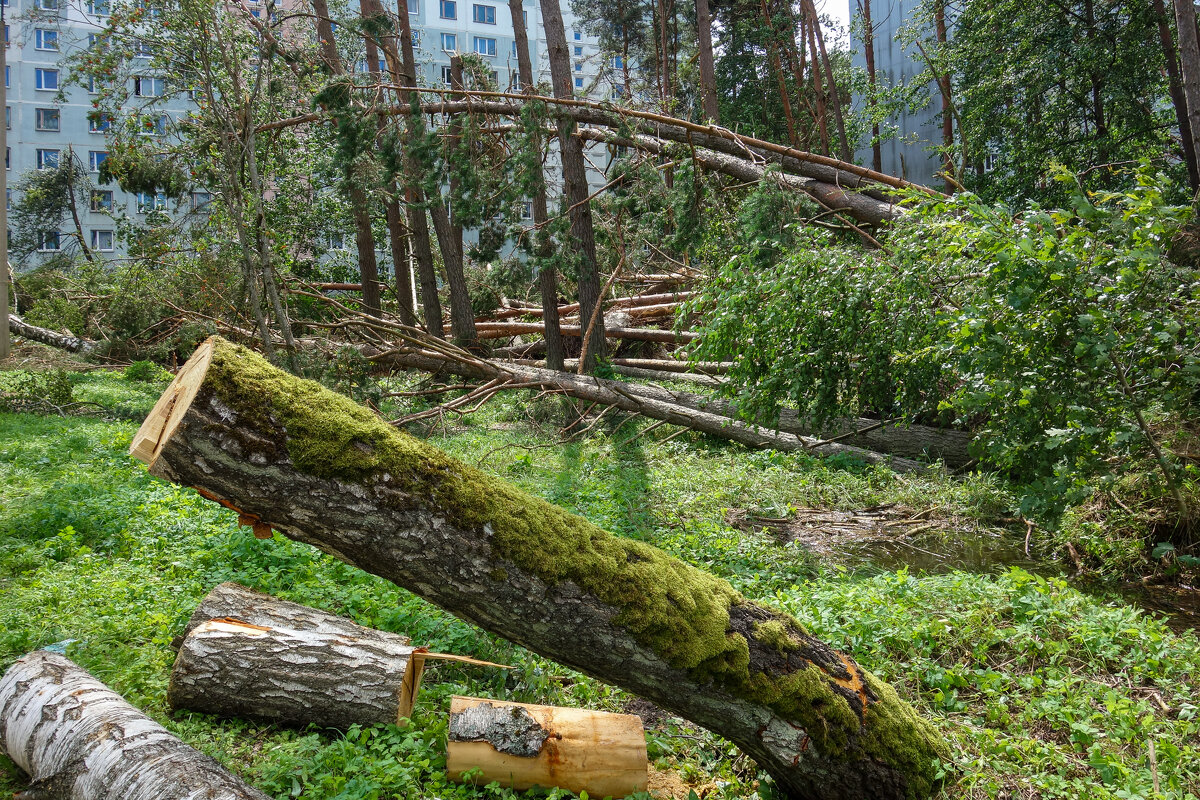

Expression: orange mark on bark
xmin=191 ymin=487 xmax=273 ymax=539
xmin=832 ymin=653 xmax=869 ymax=724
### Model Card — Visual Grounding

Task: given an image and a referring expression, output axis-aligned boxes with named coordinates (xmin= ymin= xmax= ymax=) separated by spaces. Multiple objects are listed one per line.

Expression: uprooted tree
xmin=130 ymin=337 xmax=949 ymax=800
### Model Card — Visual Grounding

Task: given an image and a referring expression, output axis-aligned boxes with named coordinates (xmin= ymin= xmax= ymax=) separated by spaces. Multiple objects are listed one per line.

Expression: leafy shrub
xmin=123 ymin=360 xmax=173 ymax=384
xmin=0 ymin=371 xmax=75 ymax=414
xmin=24 ymin=298 xmax=85 ymax=335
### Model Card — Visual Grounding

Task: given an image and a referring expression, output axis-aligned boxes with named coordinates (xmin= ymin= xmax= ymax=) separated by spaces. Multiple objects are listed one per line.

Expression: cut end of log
xmin=446 ymin=696 xmax=648 ymax=798
xmin=129 ymin=337 xmax=214 ymax=466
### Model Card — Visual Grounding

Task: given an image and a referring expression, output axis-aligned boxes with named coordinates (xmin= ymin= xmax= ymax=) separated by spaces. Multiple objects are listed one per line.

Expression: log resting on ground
xmin=130 ymin=337 xmax=949 ymax=800
xmin=375 ymin=349 xmax=925 ymax=471
xmin=8 ymin=314 xmax=97 ymax=354
xmin=170 ymin=582 xmax=427 ymax=728
xmin=0 ymin=650 xmax=271 ymax=800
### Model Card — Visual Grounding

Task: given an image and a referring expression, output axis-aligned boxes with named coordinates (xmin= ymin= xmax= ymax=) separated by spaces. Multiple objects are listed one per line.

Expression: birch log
xmin=447 ymin=696 xmax=648 ymax=797
xmin=0 ymin=650 xmax=270 ymax=800
xmin=169 ymin=582 xmax=507 ymax=729
xmin=130 ymin=337 xmax=949 ymax=800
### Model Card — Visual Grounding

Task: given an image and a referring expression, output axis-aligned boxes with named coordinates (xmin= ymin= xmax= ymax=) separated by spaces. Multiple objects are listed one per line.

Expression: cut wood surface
xmin=0 ymin=650 xmax=271 ymax=800
xmin=447 ymin=696 xmax=648 ymax=798
xmin=170 ymin=582 xmax=508 ymax=728
xmin=131 ymin=337 xmax=949 ymax=800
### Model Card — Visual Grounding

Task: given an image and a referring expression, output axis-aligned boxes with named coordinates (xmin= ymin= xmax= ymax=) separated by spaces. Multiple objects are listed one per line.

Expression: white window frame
xmin=35 ymin=68 xmax=59 ymax=91
xmin=36 ymin=148 xmax=59 ymax=169
xmin=440 ymin=32 xmax=456 ymax=52
xmin=34 ymin=29 xmax=58 ymax=51
xmin=90 ymin=190 xmax=113 ymax=212
xmin=88 ymin=151 xmax=107 ymax=172
xmin=134 ymin=75 xmax=165 ymax=97
xmin=471 ymin=3 xmax=495 ymax=23
xmin=90 ymin=229 xmax=114 ymax=251
xmin=473 ymin=36 xmax=496 ymax=56
xmin=37 ymin=231 xmax=61 ymax=252
xmin=35 ymin=107 xmax=59 ymax=131
xmin=86 ymin=0 xmax=110 ymax=15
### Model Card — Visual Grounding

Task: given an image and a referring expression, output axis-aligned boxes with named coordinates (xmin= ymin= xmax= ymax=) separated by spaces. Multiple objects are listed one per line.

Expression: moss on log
xmin=131 ymin=337 xmax=949 ymax=800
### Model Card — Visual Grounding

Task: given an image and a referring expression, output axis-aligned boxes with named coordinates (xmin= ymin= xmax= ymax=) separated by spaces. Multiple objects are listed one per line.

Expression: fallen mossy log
xmin=0 ymin=650 xmax=271 ymax=800
xmin=447 ymin=696 xmax=648 ymax=797
xmin=169 ymin=582 xmax=508 ymax=728
xmin=374 ymin=349 xmax=924 ymax=471
xmin=131 ymin=337 xmax=949 ymax=800
xmin=8 ymin=314 xmax=97 ymax=354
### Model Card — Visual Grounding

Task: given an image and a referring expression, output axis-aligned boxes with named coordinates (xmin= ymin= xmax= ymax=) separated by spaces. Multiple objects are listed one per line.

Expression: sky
xmin=816 ymin=0 xmax=854 ymax=47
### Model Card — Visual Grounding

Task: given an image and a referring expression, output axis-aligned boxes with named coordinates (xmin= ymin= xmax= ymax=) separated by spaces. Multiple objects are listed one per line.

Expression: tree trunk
xmin=447 ymin=696 xmax=648 ymax=797
xmin=696 ymin=0 xmax=719 ymax=122
xmin=169 ymin=584 xmax=427 ymax=729
xmin=386 ymin=193 xmax=418 ymax=326
xmin=7 ymin=313 xmax=96 ymax=353
xmin=761 ymin=0 xmax=801 ymax=148
xmin=539 ymin=0 xmax=607 ymax=372
xmin=434 ymin=56 xmax=477 ymax=347
xmin=130 ymin=337 xmax=948 ymax=800
xmin=806 ymin=20 xmax=830 ymax=155
xmin=804 ymin=0 xmax=852 ymax=162
xmin=1175 ymin=0 xmax=1200 ymax=198
xmin=0 ymin=650 xmax=271 ymax=800
xmin=394 ymin=0 xmax=447 ymax=337
xmin=933 ymin=0 xmax=954 ymax=191
xmin=859 ymin=0 xmax=883 ymax=173
xmin=510 ymin=0 xmax=566 ymax=370
xmin=1153 ymin=0 xmax=1197 ymax=190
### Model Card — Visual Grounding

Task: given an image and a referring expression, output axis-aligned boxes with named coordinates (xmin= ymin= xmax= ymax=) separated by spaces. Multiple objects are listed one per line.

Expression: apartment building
xmin=4 ymin=0 xmax=604 ymax=265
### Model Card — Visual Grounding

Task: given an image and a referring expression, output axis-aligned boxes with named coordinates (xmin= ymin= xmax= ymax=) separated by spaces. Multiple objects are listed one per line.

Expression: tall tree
xmin=540 ymin=0 xmax=607 ymax=372
xmin=1153 ymin=0 xmax=1198 ymax=191
xmin=510 ymin=0 xmax=567 ymax=370
xmin=696 ymin=0 xmax=719 ymax=120
xmin=858 ymin=0 xmax=882 ymax=172
xmin=1175 ymin=0 xmax=1200 ymax=198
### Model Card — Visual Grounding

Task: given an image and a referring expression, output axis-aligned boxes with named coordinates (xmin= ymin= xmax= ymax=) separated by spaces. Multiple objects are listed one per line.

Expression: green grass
xmin=1 ymin=374 xmax=1198 ymax=800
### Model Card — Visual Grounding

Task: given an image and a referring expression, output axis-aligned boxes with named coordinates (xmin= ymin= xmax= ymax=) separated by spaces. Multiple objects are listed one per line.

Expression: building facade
xmin=848 ymin=0 xmax=943 ymax=187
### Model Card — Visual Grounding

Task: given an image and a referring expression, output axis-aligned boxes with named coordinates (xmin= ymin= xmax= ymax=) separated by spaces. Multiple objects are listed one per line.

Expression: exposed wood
xmin=447 ymin=696 xmax=648 ymax=797
xmin=8 ymin=313 xmax=97 ymax=354
xmin=131 ymin=337 xmax=948 ymax=800
xmin=0 ymin=650 xmax=271 ymax=800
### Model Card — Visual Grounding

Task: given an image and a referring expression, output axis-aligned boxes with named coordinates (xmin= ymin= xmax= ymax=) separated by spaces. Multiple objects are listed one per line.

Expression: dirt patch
xmin=621 ymin=696 xmax=681 ymax=730
xmin=645 ymin=767 xmax=722 ymax=800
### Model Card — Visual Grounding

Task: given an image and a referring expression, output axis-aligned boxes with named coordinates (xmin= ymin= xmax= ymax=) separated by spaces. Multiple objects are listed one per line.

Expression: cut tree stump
xmin=130 ymin=337 xmax=949 ymax=800
xmin=169 ymin=582 xmax=507 ymax=728
xmin=446 ymin=696 xmax=648 ymax=797
xmin=0 ymin=650 xmax=271 ymax=800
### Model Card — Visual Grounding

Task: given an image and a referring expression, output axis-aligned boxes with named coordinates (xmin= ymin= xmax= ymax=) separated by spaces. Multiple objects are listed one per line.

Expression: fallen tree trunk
xmin=130 ymin=337 xmax=948 ymax=800
xmin=0 ymin=650 xmax=271 ymax=799
xmin=474 ymin=321 xmax=698 ymax=344
xmin=609 ymin=384 xmax=974 ymax=469
xmin=447 ymin=696 xmax=648 ymax=797
xmin=171 ymin=582 xmax=426 ymax=728
xmin=376 ymin=349 xmax=924 ymax=471
xmin=8 ymin=314 xmax=97 ymax=354
xmin=169 ymin=582 xmax=507 ymax=729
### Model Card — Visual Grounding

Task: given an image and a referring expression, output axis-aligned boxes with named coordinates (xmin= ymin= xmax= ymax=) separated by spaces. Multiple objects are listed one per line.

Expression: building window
xmin=441 ymin=32 xmax=456 ymax=51
xmin=135 ymin=39 xmax=154 ymax=58
xmin=574 ymin=62 xmax=582 ymax=72
xmin=38 ymin=231 xmax=61 ymax=252
xmin=4 ymin=25 xmax=8 ymax=46
xmin=573 ymin=30 xmax=580 ymax=40
xmin=410 ymin=30 xmax=420 ymax=47
xmin=90 ymin=190 xmax=114 ymax=211
xmin=440 ymin=65 xmax=453 ymax=85
xmin=89 ymin=112 xmax=113 ymax=132
xmin=90 ymin=230 xmax=114 ymax=251
xmin=5 ymin=66 xmax=9 ymax=88
xmin=471 ymin=3 xmax=495 ymax=23
xmin=139 ymin=114 xmax=168 ymax=136
xmin=35 ymin=108 xmax=59 ymax=131
xmin=4 ymin=106 xmax=9 ymax=130
xmin=35 ymin=68 xmax=59 ymax=91
xmin=521 ymin=201 xmax=532 ymax=220
xmin=574 ymin=45 xmax=581 ymax=56
xmin=34 ymin=29 xmax=58 ymax=50
xmin=36 ymin=149 xmax=60 ymax=169
xmin=473 ymin=36 xmax=496 ymax=56
xmin=407 ymin=0 xmax=417 ymax=12
xmin=134 ymin=76 xmax=165 ymax=96
xmin=328 ymin=233 xmax=346 ymax=250
xmin=613 ymin=55 xmax=623 ymax=69
xmin=439 ymin=0 xmax=455 ymax=18
xmin=89 ymin=151 xmax=107 ymax=171
xmin=36 ymin=0 xmax=59 ymax=10
xmin=191 ymin=191 xmax=212 ymax=210
xmin=5 ymin=147 xmax=8 ymax=170
xmin=136 ymin=191 xmax=166 ymax=213
xmin=574 ymin=76 xmax=583 ymax=88
xmin=5 ymin=188 xmax=10 ymax=211
xmin=87 ymin=0 xmax=110 ymax=15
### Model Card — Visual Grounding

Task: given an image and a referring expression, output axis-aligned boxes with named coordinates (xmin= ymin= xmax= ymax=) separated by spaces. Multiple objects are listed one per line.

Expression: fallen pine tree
xmin=130 ymin=336 xmax=949 ymax=800
xmin=7 ymin=314 xmax=97 ymax=355
xmin=0 ymin=650 xmax=271 ymax=799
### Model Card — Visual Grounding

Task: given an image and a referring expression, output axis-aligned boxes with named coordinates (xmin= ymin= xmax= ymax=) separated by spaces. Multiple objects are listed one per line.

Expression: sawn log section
xmin=130 ymin=337 xmax=948 ymax=800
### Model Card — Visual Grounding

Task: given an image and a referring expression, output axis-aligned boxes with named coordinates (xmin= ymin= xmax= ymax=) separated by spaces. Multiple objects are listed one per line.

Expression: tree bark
xmin=434 ymin=56 xmax=478 ymax=347
xmin=539 ymin=0 xmax=607 ymax=372
xmin=510 ymin=0 xmax=566 ymax=370
xmin=0 ymin=650 xmax=271 ymax=800
xmin=696 ymin=0 xmax=719 ymax=122
xmin=394 ymin=0 xmax=446 ymax=338
xmin=804 ymin=0 xmax=852 ymax=162
xmin=933 ymin=0 xmax=954 ymax=191
xmin=447 ymin=696 xmax=648 ymax=797
xmin=1153 ymin=0 xmax=1198 ymax=190
xmin=1175 ymin=0 xmax=1200 ymax=198
xmin=859 ymin=0 xmax=883 ymax=173
xmin=7 ymin=313 xmax=96 ymax=353
xmin=169 ymin=583 xmax=427 ymax=729
xmin=131 ymin=337 xmax=948 ymax=800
